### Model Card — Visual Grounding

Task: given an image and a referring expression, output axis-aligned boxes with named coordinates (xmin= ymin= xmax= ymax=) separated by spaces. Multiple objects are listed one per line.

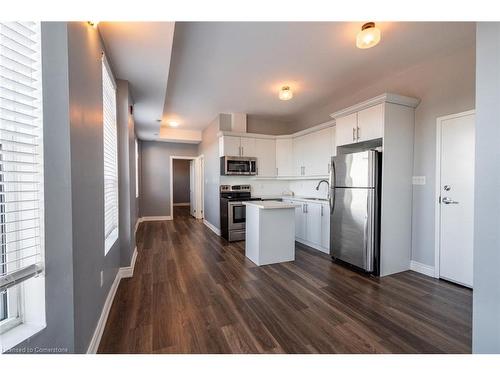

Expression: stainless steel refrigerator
xmin=329 ymin=150 xmax=381 ymax=274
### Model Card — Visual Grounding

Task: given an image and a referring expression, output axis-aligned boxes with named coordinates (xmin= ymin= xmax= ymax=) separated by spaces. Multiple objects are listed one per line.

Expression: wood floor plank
xmin=98 ymin=206 xmax=472 ymax=354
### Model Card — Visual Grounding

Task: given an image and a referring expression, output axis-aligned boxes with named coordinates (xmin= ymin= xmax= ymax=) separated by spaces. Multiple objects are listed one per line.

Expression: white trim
xmin=203 ymin=219 xmax=221 ymax=236
xmin=410 ymin=261 xmax=435 ymax=278
xmin=87 ymin=247 xmax=138 ymax=354
xmin=434 ymin=110 xmax=476 ymax=279
xmin=329 ymin=93 xmax=421 ymax=119
xmin=173 ymin=202 xmax=190 ymax=207
xmin=140 ymin=216 xmax=172 ymax=221
xmin=170 ymin=156 xmax=197 ymax=220
xmin=118 ymin=247 xmax=138 ymax=279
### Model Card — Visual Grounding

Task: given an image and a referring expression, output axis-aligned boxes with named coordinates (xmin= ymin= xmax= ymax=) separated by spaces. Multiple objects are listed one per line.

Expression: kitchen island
xmin=243 ymin=200 xmax=297 ymax=266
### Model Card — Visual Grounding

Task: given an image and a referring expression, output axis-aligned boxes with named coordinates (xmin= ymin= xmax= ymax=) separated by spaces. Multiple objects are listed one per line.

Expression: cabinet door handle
xmin=321 ymin=205 xmax=323 ymax=216
xmin=356 ymin=126 xmax=360 ymax=140
xmin=352 ymin=127 xmax=356 ymax=142
xmin=276 ymin=167 xmax=278 ymax=175
xmin=305 ymin=203 xmax=308 ymax=213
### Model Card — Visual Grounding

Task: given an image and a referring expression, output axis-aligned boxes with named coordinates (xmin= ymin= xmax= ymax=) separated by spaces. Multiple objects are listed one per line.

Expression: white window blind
xmin=102 ymin=55 xmax=118 ymax=254
xmin=0 ymin=22 xmax=44 ymax=293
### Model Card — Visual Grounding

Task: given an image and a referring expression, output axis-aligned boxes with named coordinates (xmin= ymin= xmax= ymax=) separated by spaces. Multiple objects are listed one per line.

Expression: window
xmin=135 ymin=139 xmax=139 ymax=198
xmin=0 ymin=22 xmax=45 ymax=351
xmin=102 ymin=55 xmax=118 ymax=255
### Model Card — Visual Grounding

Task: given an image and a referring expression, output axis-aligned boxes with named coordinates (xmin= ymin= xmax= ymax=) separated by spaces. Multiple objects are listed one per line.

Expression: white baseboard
xmin=203 ymin=219 xmax=221 ymax=236
xmin=173 ymin=203 xmax=190 ymax=207
xmin=410 ymin=260 xmax=435 ymax=278
xmin=86 ymin=247 xmax=138 ymax=354
xmin=140 ymin=215 xmax=172 ymax=221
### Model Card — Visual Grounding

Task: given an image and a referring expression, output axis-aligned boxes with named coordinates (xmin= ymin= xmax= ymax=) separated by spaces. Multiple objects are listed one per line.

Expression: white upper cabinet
xmin=331 ymin=126 xmax=337 ymax=157
xmin=292 ymin=135 xmax=306 ymax=176
xmin=335 ymin=112 xmax=358 ymax=146
xmin=219 ymin=135 xmax=241 ymax=157
xmin=240 ymin=137 xmax=256 ymax=157
xmin=335 ymin=103 xmax=384 ymax=146
xmin=276 ymin=138 xmax=293 ymax=176
xmin=357 ymin=103 xmax=384 ymax=142
xmin=307 ymin=127 xmax=332 ymax=176
xmin=255 ymin=138 xmax=276 ymax=177
xmin=219 ymin=135 xmax=257 ymax=157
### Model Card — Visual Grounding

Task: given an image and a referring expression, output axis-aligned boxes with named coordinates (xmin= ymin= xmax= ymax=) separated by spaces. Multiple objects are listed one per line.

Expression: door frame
xmin=170 ymin=155 xmax=201 ymax=220
xmin=434 ymin=109 xmax=475 ymax=279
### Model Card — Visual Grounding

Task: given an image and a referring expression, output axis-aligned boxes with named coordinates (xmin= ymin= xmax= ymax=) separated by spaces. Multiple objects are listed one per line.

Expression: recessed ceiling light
xmin=168 ymin=121 xmax=179 ymax=127
xmin=279 ymin=86 xmax=293 ymax=101
xmin=356 ymin=22 xmax=381 ymax=49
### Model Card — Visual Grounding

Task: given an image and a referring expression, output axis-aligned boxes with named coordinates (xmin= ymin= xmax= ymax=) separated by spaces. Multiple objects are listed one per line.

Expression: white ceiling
xmin=100 ymin=22 xmax=475 ymax=139
xmin=99 ymin=22 xmax=175 ymax=140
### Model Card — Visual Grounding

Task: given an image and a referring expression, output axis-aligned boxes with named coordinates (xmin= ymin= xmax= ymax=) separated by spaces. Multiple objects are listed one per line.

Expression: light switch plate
xmin=412 ymin=176 xmax=426 ymax=185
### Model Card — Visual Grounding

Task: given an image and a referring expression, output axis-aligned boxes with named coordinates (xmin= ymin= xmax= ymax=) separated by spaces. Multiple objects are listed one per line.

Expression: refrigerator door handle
xmin=329 ymin=158 xmax=336 ymax=214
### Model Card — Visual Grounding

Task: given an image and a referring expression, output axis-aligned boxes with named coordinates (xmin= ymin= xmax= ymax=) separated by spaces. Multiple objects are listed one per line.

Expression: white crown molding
xmin=203 ymin=219 xmax=221 ymax=236
xmin=329 ymin=93 xmax=421 ymax=119
xmin=87 ymin=247 xmax=138 ymax=354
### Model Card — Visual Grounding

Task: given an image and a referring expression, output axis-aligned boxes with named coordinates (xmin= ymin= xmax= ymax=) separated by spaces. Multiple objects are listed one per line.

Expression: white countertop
xmin=243 ymin=200 xmax=297 ymax=210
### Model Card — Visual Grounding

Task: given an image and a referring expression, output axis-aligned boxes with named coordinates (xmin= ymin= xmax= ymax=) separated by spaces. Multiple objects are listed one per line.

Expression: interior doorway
xmin=435 ymin=110 xmax=475 ymax=288
xmin=170 ymin=156 xmax=204 ymax=220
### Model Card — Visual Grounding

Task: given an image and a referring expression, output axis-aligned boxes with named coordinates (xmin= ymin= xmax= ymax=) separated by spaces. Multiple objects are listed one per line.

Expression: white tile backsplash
xmin=220 ymin=176 xmax=329 ymax=199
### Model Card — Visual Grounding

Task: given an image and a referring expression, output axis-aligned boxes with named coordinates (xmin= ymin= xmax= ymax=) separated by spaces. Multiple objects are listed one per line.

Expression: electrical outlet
xmin=412 ymin=176 xmax=426 ymax=185
xmin=100 ymin=270 xmax=104 ymax=287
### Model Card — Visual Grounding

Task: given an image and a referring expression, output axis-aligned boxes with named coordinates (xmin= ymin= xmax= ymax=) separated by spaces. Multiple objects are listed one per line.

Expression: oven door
xmin=228 ymin=201 xmax=246 ymax=230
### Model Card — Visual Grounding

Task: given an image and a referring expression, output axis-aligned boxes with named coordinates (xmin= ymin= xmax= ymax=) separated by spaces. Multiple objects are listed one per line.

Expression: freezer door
xmin=330 ymin=187 xmax=375 ymax=271
xmin=333 ymin=151 xmax=375 ymax=188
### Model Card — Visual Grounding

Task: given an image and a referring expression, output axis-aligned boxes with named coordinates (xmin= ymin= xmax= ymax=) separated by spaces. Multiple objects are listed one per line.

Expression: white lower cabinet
xmin=286 ymin=199 xmax=330 ymax=253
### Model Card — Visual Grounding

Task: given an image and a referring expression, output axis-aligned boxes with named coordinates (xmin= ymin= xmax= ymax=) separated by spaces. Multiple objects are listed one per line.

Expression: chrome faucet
xmin=316 ymin=179 xmax=330 ymax=200
xmin=316 ymin=179 xmax=329 ymax=191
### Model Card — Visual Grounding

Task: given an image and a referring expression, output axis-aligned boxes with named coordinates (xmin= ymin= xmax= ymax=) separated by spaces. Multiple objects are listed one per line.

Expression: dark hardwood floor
xmin=98 ymin=206 xmax=472 ymax=354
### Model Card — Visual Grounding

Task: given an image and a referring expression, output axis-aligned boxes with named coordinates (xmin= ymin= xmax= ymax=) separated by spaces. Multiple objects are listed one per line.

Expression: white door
xmin=357 ymin=103 xmax=384 ymax=142
xmin=320 ymin=203 xmax=330 ymax=253
xmin=438 ymin=111 xmax=475 ymax=287
xmin=240 ymin=137 xmax=256 ymax=157
xmin=276 ymin=138 xmax=293 ymax=176
xmin=221 ymin=136 xmax=241 ymax=156
xmin=255 ymin=138 xmax=276 ymax=177
xmin=335 ymin=112 xmax=358 ymax=146
xmin=294 ymin=202 xmax=306 ymax=240
xmin=305 ymin=202 xmax=322 ymax=246
xmin=189 ymin=160 xmax=196 ymax=217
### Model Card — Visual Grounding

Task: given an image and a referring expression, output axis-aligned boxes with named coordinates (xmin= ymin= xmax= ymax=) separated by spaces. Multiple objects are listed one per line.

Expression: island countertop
xmin=243 ymin=201 xmax=297 ymax=210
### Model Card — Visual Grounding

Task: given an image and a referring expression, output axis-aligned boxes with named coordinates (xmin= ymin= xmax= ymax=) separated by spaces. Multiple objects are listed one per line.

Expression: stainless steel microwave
xmin=220 ymin=156 xmax=257 ymax=176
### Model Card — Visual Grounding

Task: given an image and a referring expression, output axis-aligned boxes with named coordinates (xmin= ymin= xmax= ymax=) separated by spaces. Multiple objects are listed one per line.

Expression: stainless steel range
xmin=220 ymin=185 xmax=261 ymax=241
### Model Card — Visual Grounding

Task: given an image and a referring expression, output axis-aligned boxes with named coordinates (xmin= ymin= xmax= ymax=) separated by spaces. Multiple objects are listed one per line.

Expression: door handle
xmin=442 ymin=197 xmax=459 ymax=204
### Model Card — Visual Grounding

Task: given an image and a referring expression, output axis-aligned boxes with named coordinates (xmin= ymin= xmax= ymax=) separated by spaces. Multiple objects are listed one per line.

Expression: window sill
xmin=1 ymin=322 xmax=46 ymax=353
xmin=104 ymin=228 xmax=119 ymax=255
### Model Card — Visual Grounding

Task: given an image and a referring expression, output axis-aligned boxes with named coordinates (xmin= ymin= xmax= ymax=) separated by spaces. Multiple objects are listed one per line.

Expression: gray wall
xmin=247 ymin=115 xmax=294 ymax=135
xmin=116 ymin=80 xmax=137 ymax=267
xmin=67 ymin=22 xmax=121 ymax=353
xmin=13 ymin=22 xmax=76 ymax=353
xmin=473 ymin=22 xmax=500 ymax=353
xmin=173 ymin=159 xmax=190 ymax=204
xmin=291 ymin=44 xmax=476 ymax=267
xmin=198 ymin=116 xmax=221 ymax=229
xmin=14 ymin=22 xmax=137 ymax=354
xmin=140 ymin=141 xmax=198 ymax=217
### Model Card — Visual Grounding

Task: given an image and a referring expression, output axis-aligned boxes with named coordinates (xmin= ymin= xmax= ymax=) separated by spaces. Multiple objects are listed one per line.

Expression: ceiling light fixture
xmin=168 ymin=121 xmax=179 ymax=127
xmin=88 ymin=21 xmax=100 ymax=29
xmin=356 ymin=22 xmax=381 ymax=49
xmin=279 ymin=86 xmax=293 ymax=101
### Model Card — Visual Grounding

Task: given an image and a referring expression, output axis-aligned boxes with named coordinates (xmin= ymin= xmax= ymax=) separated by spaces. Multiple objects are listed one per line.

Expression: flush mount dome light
xmin=356 ymin=22 xmax=381 ymax=49
xmin=279 ymin=86 xmax=293 ymax=101
xmin=168 ymin=121 xmax=179 ymax=127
